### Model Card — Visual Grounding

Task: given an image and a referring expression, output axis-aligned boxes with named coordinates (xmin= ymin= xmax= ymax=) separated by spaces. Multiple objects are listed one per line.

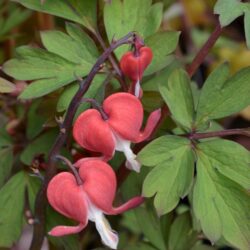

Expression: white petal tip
xmin=125 ymin=159 xmax=141 ymax=173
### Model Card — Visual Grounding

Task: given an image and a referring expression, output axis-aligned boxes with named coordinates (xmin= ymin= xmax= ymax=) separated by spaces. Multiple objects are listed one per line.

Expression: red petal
xmin=73 ymin=109 xmax=115 ymax=160
xmin=108 ymin=196 xmax=145 ymax=215
xmin=120 ymin=47 xmax=153 ymax=81
xmin=78 ymin=160 xmax=117 ymax=213
xmin=104 ymin=93 xmax=143 ymax=141
xmin=49 ymin=223 xmax=87 ymax=237
xmin=47 ymin=172 xmax=88 ymax=224
xmin=135 ymin=108 xmax=161 ymax=143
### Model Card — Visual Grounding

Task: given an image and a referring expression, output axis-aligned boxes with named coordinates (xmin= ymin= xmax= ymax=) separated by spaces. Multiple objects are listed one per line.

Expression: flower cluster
xmin=47 ymin=44 xmax=159 ymax=249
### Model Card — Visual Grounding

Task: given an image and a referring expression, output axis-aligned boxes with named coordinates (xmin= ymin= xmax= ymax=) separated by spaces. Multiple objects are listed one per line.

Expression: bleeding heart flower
xmin=73 ymin=93 xmax=161 ymax=172
xmin=47 ymin=159 xmax=144 ymax=249
xmin=120 ymin=47 xmax=153 ymax=97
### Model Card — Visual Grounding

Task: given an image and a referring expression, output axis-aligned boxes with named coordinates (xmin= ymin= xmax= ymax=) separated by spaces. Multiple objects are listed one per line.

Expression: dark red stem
xmin=186 ymin=22 xmax=223 ymax=77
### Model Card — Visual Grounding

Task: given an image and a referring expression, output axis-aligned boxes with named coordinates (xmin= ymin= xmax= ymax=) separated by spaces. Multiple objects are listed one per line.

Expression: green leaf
xmin=0 ymin=172 xmax=26 ymax=247
xmin=14 ymin=0 xmax=97 ymax=30
xmin=198 ymin=139 xmax=250 ymax=189
xmin=57 ymin=74 xmax=105 ymax=112
xmin=3 ymin=25 xmax=98 ymax=99
xmin=159 ymin=69 xmax=195 ymax=129
xmin=41 ymin=23 xmax=98 ymax=64
xmin=104 ymin=0 xmax=163 ymax=58
xmin=26 ymin=100 xmax=47 ymax=140
xmin=0 ymin=148 xmax=13 ymax=188
xmin=244 ymin=11 xmax=250 ymax=49
xmin=20 ymin=130 xmax=58 ymax=165
xmin=138 ymin=136 xmax=194 ymax=215
xmin=193 ymin=150 xmax=250 ymax=249
xmin=0 ymin=127 xmax=13 ymax=148
xmin=168 ymin=212 xmax=197 ymax=250
xmin=214 ymin=0 xmax=244 ymax=27
xmin=0 ymin=77 xmax=15 ymax=93
xmin=144 ymin=31 xmax=180 ymax=75
xmin=196 ymin=64 xmax=250 ymax=126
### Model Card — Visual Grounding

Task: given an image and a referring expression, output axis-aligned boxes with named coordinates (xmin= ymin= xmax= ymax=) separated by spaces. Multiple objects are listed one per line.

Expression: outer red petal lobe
xmin=73 ymin=109 xmax=115 ymax=160
xmin=47 ymin=172 xmax=88 ymax=235
xmin=103 ymin=93 xmax=143 ymax=141
xmin=78 ymin=160 xmax=116 ymax=213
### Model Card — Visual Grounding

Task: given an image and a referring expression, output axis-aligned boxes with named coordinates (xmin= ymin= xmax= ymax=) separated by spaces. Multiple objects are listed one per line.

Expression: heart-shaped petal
xmin=103 ymin=93 xmax=143 ymax=141
xmin=120 ymin=47 xmax=153 ymax=81
xmin=73 ymin=109 xmax=115 ymax=160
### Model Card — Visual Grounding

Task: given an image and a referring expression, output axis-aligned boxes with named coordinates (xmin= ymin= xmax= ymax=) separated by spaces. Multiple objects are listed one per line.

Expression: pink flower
xmin=47 ymin=159 xmax=144 ymax=249
xmin=73 ymin=93 xmax=161 ymax=172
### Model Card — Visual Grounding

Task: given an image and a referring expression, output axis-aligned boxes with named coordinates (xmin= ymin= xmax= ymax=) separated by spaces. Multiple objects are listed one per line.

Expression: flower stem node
xmin=47 ymin=159 xmax=144 ymax=249
xmin=73 ymin=93 xmax=161 ymax=172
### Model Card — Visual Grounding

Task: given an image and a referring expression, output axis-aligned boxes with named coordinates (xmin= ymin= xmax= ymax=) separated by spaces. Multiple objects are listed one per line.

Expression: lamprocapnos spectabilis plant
xmin=1 ymin=1 xmax=250 ymax=250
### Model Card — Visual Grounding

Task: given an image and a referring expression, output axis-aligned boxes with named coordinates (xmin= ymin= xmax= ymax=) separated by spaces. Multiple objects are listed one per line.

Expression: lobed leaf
xmin=195 ymin=64 xmax=250 ymax=127
xmin=193 ymin=149 xmax=250 ymax=249
xmin=0 ymin=77 xmax=15 ymax=93
xmin=159 ymin=69 xmax=195 ymax=129
xmin=138 ymin=136 xmax=194 ymax=215
xmin=104 ymin=0 xmax=163 ymax=58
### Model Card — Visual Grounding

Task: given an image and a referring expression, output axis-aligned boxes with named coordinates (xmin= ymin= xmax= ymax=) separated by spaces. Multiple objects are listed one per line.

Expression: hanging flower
xmin=73 ymin=92 xmax=161 ymax=172
xmin=120 ymin=46 xmax=153 ymax=97
xmin=47 ymin=159 xmax=144 ymax=249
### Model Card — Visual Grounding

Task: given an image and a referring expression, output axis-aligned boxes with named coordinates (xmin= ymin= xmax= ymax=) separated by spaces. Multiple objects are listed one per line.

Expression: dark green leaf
xmin=26 ymin=100 xmax=47 ymax=140
xmin=159 ymin=69 xmax=195 ymax=129
xmin=138 ymin=136 xmax=194 ymax=215
xmin=214 ymin=0 xmax=244 ymax=26
xmin=168 ymin=212 xmax=197 ymax=250
xmin=0 ymin=172 xmax=26 ymax=247
xmin=193 ymin=150 xmax=250 ymax=249
xmin=14 ymin=0 xmax=97 ymax=30
xmin=196 ymin=64 xmax=250 ymax=126
xmin=104 ymin=0 xmax=163 ymax=58
xmin=20 ymin=130 xmax=57 ymax=165
xmin=144 ymin=31 xmax=180 ymax=75
xmin=0 ymin=148 xmax=13 ymax=187
xmin=0 ymin=77 xmax=15 ymax=93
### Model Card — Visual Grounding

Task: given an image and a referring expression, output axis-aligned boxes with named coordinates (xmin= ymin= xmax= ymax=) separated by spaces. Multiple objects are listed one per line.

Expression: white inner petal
xmin=86 ymin=197 xmax=118 ymax=249
xmin=112 ymin=131 xmax=141 ymax=173
xmin=134 ymin=79 xmax=140 ymax=98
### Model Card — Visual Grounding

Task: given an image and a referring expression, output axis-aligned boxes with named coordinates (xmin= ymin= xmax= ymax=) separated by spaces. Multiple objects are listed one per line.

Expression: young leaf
xmin=198 ymin=139 xmax=250 ymax=189
xmin=195 ymin=64 xmax=250 ymax=126
xmin=0 ymin=148 xmax=13 ymax=188
xmin=244 ymin=11 xmax=250 ymax=49
xmin=104 ymin=0 xmax=163 ymax=58
xmin=3 ymin=25 xmax=99 ymax=99
xmin=138 ymin=136 xmax=194 ymax=215
xmin=214 ymin=0 xmax=244 ymax=26
xmin=0 ymin=172 xmax=26 ymax=247
xmin=168 ymin=212 xmax=197 ymax=250
xmin=159 ymin=69 xmax=195 ymax=129
xmin=0 ymin=77 xmax=15 ymax=93
xmin=14 ymin=0 xmax=97 ymax=30
xmin=193 ymin=150 xmax=250 ymax=249
xmin=144 ymin=31 xmax=180 ymax=76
